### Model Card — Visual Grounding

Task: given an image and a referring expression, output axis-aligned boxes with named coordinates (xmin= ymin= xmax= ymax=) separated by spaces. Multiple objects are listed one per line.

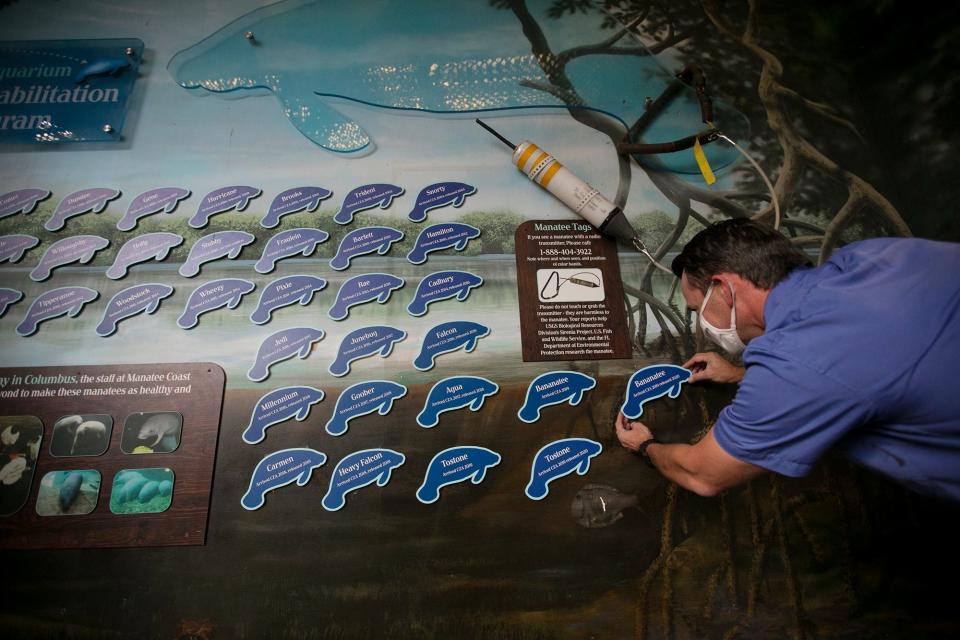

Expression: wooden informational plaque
xmin=514 ymin=220 xmax=632 ymax=362
xmin=0 ymin=362 xmax=224 ymax=549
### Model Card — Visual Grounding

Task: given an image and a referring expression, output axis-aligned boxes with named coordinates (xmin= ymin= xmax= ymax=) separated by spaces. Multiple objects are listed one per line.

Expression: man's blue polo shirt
xmin=713 ymin=237 xmax=960 ymax=501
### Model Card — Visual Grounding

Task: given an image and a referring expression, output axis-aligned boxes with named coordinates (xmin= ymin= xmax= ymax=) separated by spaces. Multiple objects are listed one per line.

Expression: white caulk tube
xmin=511 ymin=140 xmax=642 ymax=248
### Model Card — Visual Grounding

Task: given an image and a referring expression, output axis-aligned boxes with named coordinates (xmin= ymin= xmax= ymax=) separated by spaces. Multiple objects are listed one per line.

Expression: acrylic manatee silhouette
xmin=168 ymin=0 xmax=748 ymax=172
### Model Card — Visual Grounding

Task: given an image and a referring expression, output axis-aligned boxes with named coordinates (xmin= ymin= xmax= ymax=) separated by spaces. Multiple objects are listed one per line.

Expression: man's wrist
xmin=635 ymin=438 xmax=660 ymax=468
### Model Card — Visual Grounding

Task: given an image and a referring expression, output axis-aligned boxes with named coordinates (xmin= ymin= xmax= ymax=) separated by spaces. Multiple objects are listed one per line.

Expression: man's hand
xmin=615 ymin=412 xmax=653 ymax=452
xmin=683 ymin=352 xmax=745 ymax=384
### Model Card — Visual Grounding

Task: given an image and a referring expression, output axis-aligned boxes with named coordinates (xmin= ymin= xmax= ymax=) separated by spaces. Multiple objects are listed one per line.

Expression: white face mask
xmin=698 ymin=282 xmax=746 ymax=356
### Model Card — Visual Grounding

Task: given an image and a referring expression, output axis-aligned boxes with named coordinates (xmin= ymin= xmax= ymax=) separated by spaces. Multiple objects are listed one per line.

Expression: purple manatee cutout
xmin=16 ymin=286 xmax=99 ymax=337
xmin=248 ymin=326 xmax=325 ymax=382
xmin=45 ymin=188 xmax=120 ymax=232
xmin=407 ymin=223 xmax=481 ymax=264
xmin=407 ymin=182 xmax=476 ymax=223
xmin=407 ymin=270 xmax=484 ymax=317
xmin=261 ymin=186 xmax=332 ymax=228
xmin=117 ymin=187 xmax=191 ymax=231
xmin=178 ymin=278 xmax=256 ymax=329
xmin=254 ymin=228 xmax=329 ymax=274
xmin=0 ymin=235 xmax=40 ymax=264
xmin=30 ymin=235 xmax=110 ymax=282
xmin=189 ymin=186 xmax=261 ymax=229
xmin=328 ymin=273 xmax=404 ymax=321
xmin=329 ymin=226 xmax=404 ymax=271
xmin=179 ymin=231 xmax=256 ymax=277
xmin=250 ymin=275 xmax=326 ymax=325
xmin=333 ymin=183 xmax=404 ymax=225
xmin=96 ymin=283 xmax=175 ymax=337
xmin=328 ymin=325 xmax=407 ymax=377
xmin=106 ymin=232 xmax=184 ymax=279
xmin=0 ymin=288 xmax=24 ymax=318
xmin=242 ymin=386 xmax=326 ymax=444
xmin=0 ymin=189 xmax=50 ymax=220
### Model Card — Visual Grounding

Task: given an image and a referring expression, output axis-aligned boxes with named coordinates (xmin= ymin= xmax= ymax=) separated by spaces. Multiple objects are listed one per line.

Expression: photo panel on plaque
xmin=120 ymin=412 xmax=183 ymax=454
xmin=49 ymin=414 xmax=114 ymax=457
xmin=0 ymin=415 xmax=44 ymax=517
xmin=35 ymin=470 xmax=101 ymax=516
xmin=109 ymin=468 xmax=174 ymax=514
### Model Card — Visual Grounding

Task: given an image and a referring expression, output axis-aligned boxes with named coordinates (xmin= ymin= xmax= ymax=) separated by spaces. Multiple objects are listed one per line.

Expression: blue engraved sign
xmin=0 ymin=39 xmax=144 ymax=144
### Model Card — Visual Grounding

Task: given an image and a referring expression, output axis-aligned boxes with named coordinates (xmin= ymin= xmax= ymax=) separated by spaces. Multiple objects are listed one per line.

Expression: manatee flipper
xmin=279 ymin=93 xmax=371 ymax=153
xmin=668 ymin=382 xmax=683 ymax=399
xmin=576 ymin=457 xmax=592 ymax=475
xmin=145 ymin=298 xmax=162 ymax=314
xmin=469 ymin=395 xmax=486 ymax=411
xmin=456 ymin=288 xmax=471 ymax=301
xmin=295 ymin=469 xmax=312 ymax=486
xmin=296 ymin=405 xmax=312 ymax=420
xmin=298 ymin=342 xmax=314 ymax=358
xmin=377 ymin=290 xmax=393 ymax=303
xmin=471 ymin=467 xmax=488 ymax=484
xmin=377 ymin=243 xmax=391 ymax=255
xmin=377 ymin=400 xmax=393 ymax=416
xmin=463 ymin=336 xmax=479 ymax=353
xmin=375 ymin=470 xmax=391 ymax=487
xmin=454 ymin=238 xmax=469 ymax=250
xmin=568 ymin=389 xmax=585 ymax=406
xmin=453 ymin=195 xmax=466 ymax=207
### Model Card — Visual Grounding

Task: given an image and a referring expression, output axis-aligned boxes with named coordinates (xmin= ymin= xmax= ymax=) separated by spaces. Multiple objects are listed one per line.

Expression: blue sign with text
xmin=242 ymin=386 xmax=325 ymax=445
xmin=517 ymin=371 xmax=597 ymax=424
xmin=416 ymin=376 xmax=499 ymax=428
xmin=325 ymin=380 xmax=407 ymax=436
xmin=525 ymin=438 xmax=602 ymax=501
xmin=241 ymin=448 xmax=326 ymax=510
xmin=0 ymin=39 xmax=144 ymax=144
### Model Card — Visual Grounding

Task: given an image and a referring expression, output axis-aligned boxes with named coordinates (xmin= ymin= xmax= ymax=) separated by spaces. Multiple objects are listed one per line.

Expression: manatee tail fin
xmin=408 ymin=207 xmax=426 ymax=223
xmin=413 ymin=352 xmax=433 ymax=371
xmin=260 ymin=215 xmax=280 ymax=229
xmin=525 ymin=480 xmax=547 ymax=501
xmin=417 ymin=409 xmax=438 ymax=428
xmin=325 ymin=419 xmax=347 ymax=437
xmin=322 ymin=491 xmax=345 ymax=512
xmin=406 ymin=249 xmax=426 ymax=265
xmin=416 ymin=484 xmax=439 ymax=504
xmin=329 ymin=255 xmax=349 ymax=271
xmin=250 ymin=308 xmax=270 ymax=325
xmin=254 ymin=258 xmax=274 ymax=274
xmin=241 ymin=427 xmax=264 ymax=445
xmin=116 ymin=217 xmax=135 ymax=232
xmin=328 ymin=359 xmax=348 ymax=377
xmin=328 ymin=304 xmax=347 ymax=321
xmin=518 ymin=403 xmax=538 ymax=423
xmin=95 ymin=320 xmax=116 ymax=337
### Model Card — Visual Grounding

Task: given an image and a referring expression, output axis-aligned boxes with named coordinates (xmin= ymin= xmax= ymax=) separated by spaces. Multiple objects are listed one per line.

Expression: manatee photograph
xmin=108 ymin=468 xmax=174 ymax=515
xmin=120 ymin=412 xmax=182 ymax=454
xmin=49 ymin=414 xmax=113 ymax=457
xmin=35 ymin=470 xmax=101 ymax=516
xmin=0 ymin=416 xmax=43 ymax=517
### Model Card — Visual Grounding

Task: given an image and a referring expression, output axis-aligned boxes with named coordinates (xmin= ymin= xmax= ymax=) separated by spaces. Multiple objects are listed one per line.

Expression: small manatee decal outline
xmin=324 ymin=380 xmax=408 ymax=437
xmin=415 ymin=445 xmax=501 ymax=505
xmin=95 ymin=283 xmax=175 ymax=337
xmin=241 ymin=447 xmax=327 ymax=510
xmin=517 ymin=370 xmax=598 ymax=424
xmin=407 ymin=182 xmax=477 ymax=223
xmin=249 ymin=274 xmax=327 ymax=325
xmin=261 ymin=186 xmax=332 ymax=228
xmin=177 ymin=278 xmax=257 ymax=329
xmin=620 ymin=364 xmax=693 ymax=419
xmin=321 ymin=448 xmax=406 ymax=512
xmin=242 ymin=385 xmax=325 ymax=445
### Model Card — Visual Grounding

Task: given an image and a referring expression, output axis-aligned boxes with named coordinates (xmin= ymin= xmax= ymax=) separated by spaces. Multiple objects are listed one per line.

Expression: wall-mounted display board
xmin=0 ymin=362 xmax=223 ymax=548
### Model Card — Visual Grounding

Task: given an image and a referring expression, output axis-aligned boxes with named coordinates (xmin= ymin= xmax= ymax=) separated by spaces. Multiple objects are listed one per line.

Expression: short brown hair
xmin=671 ymin=219 xmax=811 ymax=291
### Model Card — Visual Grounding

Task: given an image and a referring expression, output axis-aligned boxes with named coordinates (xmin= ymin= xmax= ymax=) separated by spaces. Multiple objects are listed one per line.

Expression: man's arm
xmin=615 ymin=413 xmax=766 ymax=496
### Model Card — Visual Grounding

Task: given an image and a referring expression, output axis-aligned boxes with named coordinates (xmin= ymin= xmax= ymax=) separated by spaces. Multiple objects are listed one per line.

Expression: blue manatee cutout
xmin=242 ymin=385 xmax=325 ymax=444
xmin=416 ymin=375 xmax=499 ymax=428
xmin=413 ymin=320 xmax=490 ymax=371
xmin=0 ymin=189 xmax=50 ymax=220
xmin=325 ymin=380 xmax=407 ymax=436
xmin=333 ymin=184 xmax=404 ymax=225
xmin=407 ymin=182 xmax=476 ymax=223
xmin=407 ymin=223 xmax=481 ymax=265
xmin=96 ymin=283 xmax=175 ymax=337
xmin=254 ymin=227 xmax=329 ymax=274
xmin=16 ymin=287 xmax=99 ymax=337
xmin=328 ymin=325 xmax=406 ymax=377
xmin=525 ymin=438 xmax=602 ymax=501
xmin=261 ymin=186 xmax=332 ymax=228
xmin=329 ymin=226 xmax=403 ymax=271
xmin=241 ymin=447 xmax=327 ymax=510
xmin=0 ymin=288 xmax=24 ymax=318
xmin=248 ymin=326 xmax=325 ymax=382
xmin=517 ymin=371 xmax=597 ymax=423
xmin=322 ymin=448 xmax=406 ymax=512
xmin=178 ymin=278 xmax=256 ymax=329
xmin=168 ymin=0 xmax=748 ymax=172
xmin=106 ymin=232 xmax=184 ymax=279
xmin=328 ymin=273 xmax=404 ymax=321
xmin=415 ymin=446 xmax=501 ymax=505
xmin=620 ymin=364 xmax=692 ymax=419
xmin=250 ymin=274 xmax=327 ymax=324
xmin=407 ymin=270 xmax=483 ymax=317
